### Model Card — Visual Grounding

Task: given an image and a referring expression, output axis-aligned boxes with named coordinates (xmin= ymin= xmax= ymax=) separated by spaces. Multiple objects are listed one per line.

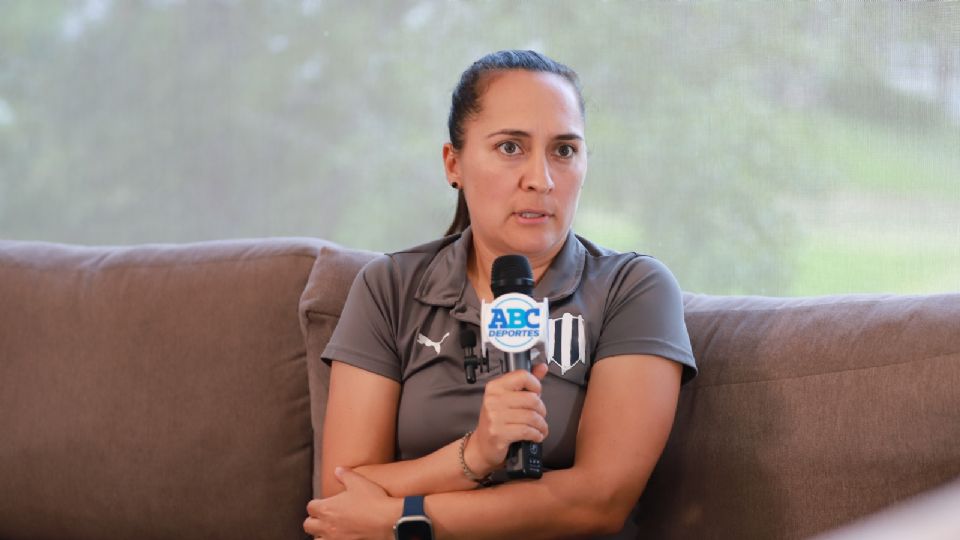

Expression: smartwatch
xmin=394 ymin=495 xmax=434 ymax=540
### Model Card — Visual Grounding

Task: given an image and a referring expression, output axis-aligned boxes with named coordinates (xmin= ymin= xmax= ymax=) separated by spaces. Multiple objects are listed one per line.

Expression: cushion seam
xmin=683 ymin=295 xmax=959 ymax=314
xmin=691 ymin=349 xmax=960 ymax=389
xmin=0 ymin=251 xmax=321 ymax=272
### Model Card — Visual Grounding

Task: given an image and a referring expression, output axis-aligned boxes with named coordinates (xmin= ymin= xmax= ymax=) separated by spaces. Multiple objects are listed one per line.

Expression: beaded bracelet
xmin=458 ymin=430 xmax=494 ymax=487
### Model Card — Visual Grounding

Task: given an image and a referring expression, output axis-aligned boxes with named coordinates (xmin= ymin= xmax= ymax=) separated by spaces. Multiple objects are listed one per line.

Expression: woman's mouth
xmin=514 ymin=210 xmax=551 ymax=224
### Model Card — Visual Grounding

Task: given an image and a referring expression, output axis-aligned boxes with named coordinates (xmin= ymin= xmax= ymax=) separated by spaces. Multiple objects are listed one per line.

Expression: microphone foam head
xmin=491 ymin=254 xmax=534 ymax=297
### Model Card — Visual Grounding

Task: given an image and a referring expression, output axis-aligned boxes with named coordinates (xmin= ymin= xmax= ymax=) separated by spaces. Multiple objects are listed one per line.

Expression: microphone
xmin=489 ymin=254 xmax=543 ymax=479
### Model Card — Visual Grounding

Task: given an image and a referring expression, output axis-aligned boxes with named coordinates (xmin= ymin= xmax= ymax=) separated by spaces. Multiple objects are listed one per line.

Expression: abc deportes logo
xmin=481 ymin=293 xmax=549 ymax=354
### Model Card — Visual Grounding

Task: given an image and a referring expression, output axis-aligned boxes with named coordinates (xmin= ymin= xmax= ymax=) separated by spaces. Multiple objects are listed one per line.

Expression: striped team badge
xmin=546 ymin=313 xmax=586 ymax=375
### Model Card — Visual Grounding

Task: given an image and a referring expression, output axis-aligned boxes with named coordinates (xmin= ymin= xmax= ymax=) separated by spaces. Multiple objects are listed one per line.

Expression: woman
xmin=304 ymin=50 xmax=696 ymax=539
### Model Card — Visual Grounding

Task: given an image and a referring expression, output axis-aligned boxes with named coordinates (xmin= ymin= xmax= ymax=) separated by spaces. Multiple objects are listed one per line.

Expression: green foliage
xmin=0 ymin=1 xmax=957 ymax=294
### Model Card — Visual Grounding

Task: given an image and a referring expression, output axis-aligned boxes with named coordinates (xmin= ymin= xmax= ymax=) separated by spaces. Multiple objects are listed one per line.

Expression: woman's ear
xmin=442 ymin=143 xmax=461 ymax=189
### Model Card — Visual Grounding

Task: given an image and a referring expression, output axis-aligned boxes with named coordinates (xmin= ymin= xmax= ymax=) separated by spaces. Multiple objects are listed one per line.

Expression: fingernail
xmin=334 ymin=466 xmax=344 ymax=477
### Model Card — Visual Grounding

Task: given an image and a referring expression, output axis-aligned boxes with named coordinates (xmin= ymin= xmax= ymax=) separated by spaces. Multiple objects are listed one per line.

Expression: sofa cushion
xmin=634 ymin=293 xmax=960 ymax=539
xmin=0 ymin=238 xmax=328 ymax=540
xmin=298 ymin=244 xmax=378 ymax=496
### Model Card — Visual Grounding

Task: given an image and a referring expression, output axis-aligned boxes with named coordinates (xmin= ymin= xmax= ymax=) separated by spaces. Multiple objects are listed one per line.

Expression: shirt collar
xmin=414 ymin=227 xmax=586 ymax=311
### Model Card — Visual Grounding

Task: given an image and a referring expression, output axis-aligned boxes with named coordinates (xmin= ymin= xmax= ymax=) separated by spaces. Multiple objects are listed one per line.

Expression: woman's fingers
xmin=304 ymin=501 xmax=324 ymax=536
xmin=486 ymin=368 xmax=544 ymax=395
xmin=532 ymin=362 xmax=549 ymax=380
xmin=483 ymin=422 xmax=547 ymax=447
xmin=494 ymin=408 xmax=549 ymax=441
xmin=472 ymin=368 xmax=551 ymax=469
xmin=487 ymin=390 xmax=547 ymax=419
xmin=303 ymin=515 xmax=322 ymax=536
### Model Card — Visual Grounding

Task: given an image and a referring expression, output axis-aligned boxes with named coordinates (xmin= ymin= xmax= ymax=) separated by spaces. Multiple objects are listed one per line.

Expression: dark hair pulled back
xmin=444 ymin=50 xmax=584 ymax=236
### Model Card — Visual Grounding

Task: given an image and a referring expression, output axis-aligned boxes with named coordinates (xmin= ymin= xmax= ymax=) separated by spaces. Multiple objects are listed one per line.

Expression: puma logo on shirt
xmin=417 ymin=332 xmax=450 ymax=355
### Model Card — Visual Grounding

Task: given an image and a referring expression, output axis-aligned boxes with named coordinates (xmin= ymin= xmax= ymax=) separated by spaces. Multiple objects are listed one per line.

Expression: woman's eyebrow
xmin=485 ymin=129 xmax=584 ymax=141
xmin=486 ymin=129 xmax=531 ymax=139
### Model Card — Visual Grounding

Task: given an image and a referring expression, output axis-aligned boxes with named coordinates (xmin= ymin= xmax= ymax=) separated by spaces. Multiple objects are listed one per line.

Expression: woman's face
xmin=444 ymin=70 xmax=587 ymax=263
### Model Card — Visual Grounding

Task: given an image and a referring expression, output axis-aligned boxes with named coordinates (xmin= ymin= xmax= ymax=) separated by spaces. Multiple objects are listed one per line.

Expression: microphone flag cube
xmin=480 ymin=292 xmax=550 ymax=357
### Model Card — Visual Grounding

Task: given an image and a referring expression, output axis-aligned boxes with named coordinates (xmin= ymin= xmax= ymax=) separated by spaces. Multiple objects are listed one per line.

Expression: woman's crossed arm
xmin=307 ymin=354 xmax=682 ymax=539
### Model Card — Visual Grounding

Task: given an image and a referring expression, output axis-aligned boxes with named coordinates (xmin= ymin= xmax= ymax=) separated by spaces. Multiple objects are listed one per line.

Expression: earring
xmin=451 ymin=182 xmax=460 ymax=189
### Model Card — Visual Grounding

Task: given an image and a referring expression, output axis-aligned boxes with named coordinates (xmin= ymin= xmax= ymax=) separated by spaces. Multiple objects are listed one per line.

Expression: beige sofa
xmin=1 ymin=237 xmax=957 ymax=539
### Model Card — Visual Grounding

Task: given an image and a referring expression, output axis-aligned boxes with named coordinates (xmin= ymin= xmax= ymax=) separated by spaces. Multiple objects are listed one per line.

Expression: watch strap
xmin=402 ymin=495 xmax=426 ymax=517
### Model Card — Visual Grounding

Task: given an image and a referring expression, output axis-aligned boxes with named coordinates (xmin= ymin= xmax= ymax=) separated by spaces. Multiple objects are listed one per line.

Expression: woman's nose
xmin=520 ymin=154 xmax=554 ymax=193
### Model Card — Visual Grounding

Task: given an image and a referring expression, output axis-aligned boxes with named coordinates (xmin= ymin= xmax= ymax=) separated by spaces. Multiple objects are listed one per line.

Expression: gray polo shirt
xmin=322 ymin=228 xmax=696 ymax=469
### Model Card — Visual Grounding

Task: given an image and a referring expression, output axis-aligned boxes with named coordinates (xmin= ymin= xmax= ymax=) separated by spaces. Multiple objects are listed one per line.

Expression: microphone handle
xmin=505 ymin=351 xmax=543 ymax=479
xmin=506 ymin=350 xmax=530 ymax=372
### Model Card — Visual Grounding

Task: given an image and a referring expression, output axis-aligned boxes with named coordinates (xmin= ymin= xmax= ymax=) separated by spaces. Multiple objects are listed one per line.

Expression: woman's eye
xmin=498 ymin=141 xmax=521 ymax=155
xmin=556 ymin=144 xmax=577 ymax=158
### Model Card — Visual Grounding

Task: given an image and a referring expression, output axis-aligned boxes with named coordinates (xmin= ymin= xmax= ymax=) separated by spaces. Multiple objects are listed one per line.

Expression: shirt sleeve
xmin=321 ymin=255 xmax=402 ymax=382
xmin=594 ymin=255 xmax=698 ymax=385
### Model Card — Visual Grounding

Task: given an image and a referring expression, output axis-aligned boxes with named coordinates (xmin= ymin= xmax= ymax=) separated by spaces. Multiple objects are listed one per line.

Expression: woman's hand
xmin=303 ymin=467 xmax=402 ymax=540
xmin=466 ymin=363 xmax=549 ymax=476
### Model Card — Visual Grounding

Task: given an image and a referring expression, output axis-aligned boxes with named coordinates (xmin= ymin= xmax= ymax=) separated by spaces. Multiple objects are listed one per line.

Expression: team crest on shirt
xmin=546 ymin=313 xmax=586 ymax=374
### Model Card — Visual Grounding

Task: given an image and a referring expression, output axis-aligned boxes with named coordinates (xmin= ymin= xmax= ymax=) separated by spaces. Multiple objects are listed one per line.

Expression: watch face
xmin=395 ymin=516 xmax=434 ymax=540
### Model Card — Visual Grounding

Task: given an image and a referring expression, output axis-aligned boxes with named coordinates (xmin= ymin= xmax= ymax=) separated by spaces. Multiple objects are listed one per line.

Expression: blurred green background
xmin=1 ymin=1 xmax=957 ymax=296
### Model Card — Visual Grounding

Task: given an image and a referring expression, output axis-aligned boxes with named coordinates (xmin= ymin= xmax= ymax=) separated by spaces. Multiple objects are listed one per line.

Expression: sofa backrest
xmin=0 ymin=238 xmax=332 ymax=540
xmin=634 ymin=293 xmax=960 ymax=539
xmin=3 ymin=237 xmax=957 ymax=540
